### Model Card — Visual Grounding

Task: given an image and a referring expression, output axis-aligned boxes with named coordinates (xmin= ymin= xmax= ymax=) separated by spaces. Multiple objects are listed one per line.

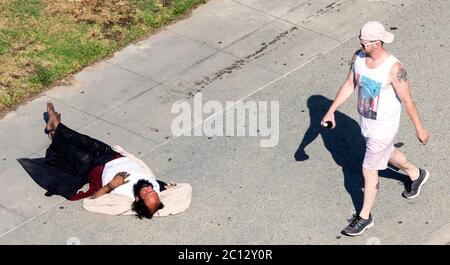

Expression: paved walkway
xmin=1 ymin=0 xmax=449 ymax=244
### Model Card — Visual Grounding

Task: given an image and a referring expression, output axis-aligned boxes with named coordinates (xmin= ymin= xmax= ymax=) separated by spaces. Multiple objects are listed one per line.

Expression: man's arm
xmin=321 ymin=50 xmax=360 ymax=128
xmin=91 ymin=172 xmax=130 ymax=199
xmin=390 ymin=62 xmax=429 ymax=144
xmin=90 ymin=185 xmax=113 ymax=199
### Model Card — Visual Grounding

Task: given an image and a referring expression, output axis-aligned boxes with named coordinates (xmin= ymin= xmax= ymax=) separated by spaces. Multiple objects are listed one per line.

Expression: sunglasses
xmin=359 ymin=37 xmax=380 ymax=48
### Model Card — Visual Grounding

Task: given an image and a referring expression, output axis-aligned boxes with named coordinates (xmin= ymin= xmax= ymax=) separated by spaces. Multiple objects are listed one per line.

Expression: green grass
xmin=0 ymin=38 xmax=8 ymax=55
xmin=0 ymin=0 xmax=206 ymax=111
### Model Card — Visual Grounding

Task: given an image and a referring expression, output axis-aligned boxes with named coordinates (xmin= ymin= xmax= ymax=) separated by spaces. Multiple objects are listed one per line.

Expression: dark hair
xmin=132 ymin=179 xmax=164 ymax=219
xmin=131 ymin=199 xmax=164 ymax=219
xmin=133 ymin=179 xmax=153 ymax=197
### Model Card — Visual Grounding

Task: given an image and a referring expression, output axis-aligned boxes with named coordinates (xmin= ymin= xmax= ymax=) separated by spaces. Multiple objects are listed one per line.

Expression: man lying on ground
xmin=19 ymin=102 xmax=191 ymax=219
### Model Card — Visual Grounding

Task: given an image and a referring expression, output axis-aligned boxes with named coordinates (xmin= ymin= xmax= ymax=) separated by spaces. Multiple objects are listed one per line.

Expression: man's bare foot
xmin=48 ymin=112 xmax=62 ymax=139
xmin=46 ymin=101 xmax=60 ymax=139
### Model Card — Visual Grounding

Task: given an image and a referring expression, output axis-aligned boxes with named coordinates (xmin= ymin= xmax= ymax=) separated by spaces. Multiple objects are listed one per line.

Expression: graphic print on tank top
xmin=356 ymin=73 xmax=382 ymax=120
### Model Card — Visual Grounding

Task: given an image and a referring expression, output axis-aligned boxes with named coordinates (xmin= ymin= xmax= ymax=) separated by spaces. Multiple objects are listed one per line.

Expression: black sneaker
xmin=341 ymin=214 xmax=374 ymax=236
xmin=402 ymin=168 xmax=430 ymax=199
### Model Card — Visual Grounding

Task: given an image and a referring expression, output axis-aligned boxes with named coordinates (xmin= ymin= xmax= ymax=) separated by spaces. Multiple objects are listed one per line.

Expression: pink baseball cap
xmin=360 ymin=21 xmax=394 ymax=43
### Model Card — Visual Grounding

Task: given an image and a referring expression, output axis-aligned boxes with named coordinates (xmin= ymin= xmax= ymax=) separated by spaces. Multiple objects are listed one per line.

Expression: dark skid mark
xmin=147 ymin=127 xmax=160 ymax=133
xmin=394 ymin=142 xmax=404 ymax=148
xmin=303 ymin=2 xmax=340 ymax=23
xmin=325 ymin=2 xmax=336 ymax=9
xmin=189 ymin=27 xmax=299 ymax=96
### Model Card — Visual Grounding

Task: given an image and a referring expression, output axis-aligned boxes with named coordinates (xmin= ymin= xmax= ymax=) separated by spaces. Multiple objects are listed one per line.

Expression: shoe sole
xmin=343 ymin=221 xmax=375 ymax=237
xmin=405 ymin=170 xmax=430 ymax=199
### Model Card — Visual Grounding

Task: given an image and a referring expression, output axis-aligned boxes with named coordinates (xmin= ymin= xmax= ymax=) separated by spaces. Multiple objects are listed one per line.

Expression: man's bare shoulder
xmin=349 ymin=49 xmax=361 ymax=70
xmin=391 ymin=61 xmax=405 ymax=71
xmin=390 ymin=62 xmax=408 ymax=82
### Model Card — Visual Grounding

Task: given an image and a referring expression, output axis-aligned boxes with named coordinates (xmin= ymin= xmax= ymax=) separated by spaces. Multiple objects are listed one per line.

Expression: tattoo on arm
xmin=397 ymin=68 xmax=408 ymax=82
xmin=376 ymin=183 xmax=380 ymax=190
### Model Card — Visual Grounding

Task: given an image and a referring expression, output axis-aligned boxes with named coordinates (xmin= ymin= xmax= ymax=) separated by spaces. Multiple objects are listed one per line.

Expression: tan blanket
xmin=82 ymin=183 xmax=192 ymax=216
xmin=82 ymin=145 xmax=192 ymax=217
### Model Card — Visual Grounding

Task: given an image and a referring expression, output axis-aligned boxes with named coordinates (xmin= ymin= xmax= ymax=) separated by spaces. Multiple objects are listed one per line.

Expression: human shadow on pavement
xmin=294 ymin=95 xmax=410 ymax=214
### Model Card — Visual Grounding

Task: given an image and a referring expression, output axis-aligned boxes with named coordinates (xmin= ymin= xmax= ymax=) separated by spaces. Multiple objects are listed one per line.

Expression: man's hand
xmin=416 ymin=127 xmax=430 ymax=145
xmin=90 ymin=172 xmax=130 ymax=199
xmin=321 ymin=112 xmax=336 ymax=129
xmin=108 ymin=171 xmax=130 ymax=189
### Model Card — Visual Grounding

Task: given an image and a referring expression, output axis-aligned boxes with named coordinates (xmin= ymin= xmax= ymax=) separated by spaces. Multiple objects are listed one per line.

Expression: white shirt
xmin=101 ymin=157 xmax=160 ymax=200
xmin=354 ymin=51 xmax=401 ymax=140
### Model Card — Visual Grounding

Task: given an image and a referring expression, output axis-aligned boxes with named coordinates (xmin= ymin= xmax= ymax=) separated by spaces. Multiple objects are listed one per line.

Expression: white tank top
xmin=354 ymin=50 xmax=401 ymax=140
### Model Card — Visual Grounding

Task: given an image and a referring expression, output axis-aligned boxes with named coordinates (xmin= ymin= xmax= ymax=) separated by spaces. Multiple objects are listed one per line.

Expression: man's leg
xmin=388 ymin=148 xmax=419 ymax=181
xmin=389 ymin=148 xmax=430 ymax=199
xmin=341 ymin=138 xmax=384 ymax=236
xmin=341 ymin=166 xmax=376 ymax=236
xmin=45 ymin=102 xmax=116 ymax=177
xmin=359 ymin=167 xmax=379 ymax=219
xmin=53 ymin=123 xmax=114 ymax=157
xmin=47 ymin=101 xmax=114 ymax=157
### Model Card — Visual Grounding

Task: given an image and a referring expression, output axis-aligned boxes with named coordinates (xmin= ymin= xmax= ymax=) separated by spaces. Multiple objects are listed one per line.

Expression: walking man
xmin=321 ymin=21 xmax=430 ymax=236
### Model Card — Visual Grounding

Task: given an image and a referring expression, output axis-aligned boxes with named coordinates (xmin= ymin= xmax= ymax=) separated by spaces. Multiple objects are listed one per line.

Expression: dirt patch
xmin=45 ymin=0 xmax=137 ymax=42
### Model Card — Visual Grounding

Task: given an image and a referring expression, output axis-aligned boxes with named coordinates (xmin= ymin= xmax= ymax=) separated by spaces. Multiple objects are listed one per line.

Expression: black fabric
xmin=18 ymin=123 xmax=118 ymax=199
xmin=157 ymin=180 xmax=168 ymax=192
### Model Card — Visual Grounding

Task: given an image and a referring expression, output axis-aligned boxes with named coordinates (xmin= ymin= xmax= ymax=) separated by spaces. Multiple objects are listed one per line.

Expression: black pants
xmin=19 ymin=123 xmax=118 ymax=199
xmin=45 ymin=123 xmax=117 ymax=176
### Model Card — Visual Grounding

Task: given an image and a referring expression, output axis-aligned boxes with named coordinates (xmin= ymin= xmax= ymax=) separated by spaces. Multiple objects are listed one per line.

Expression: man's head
xmin=132 ymin=179 xmax=164 ymax=219
xmin=359 ymin=21 xmax=394 ymax=54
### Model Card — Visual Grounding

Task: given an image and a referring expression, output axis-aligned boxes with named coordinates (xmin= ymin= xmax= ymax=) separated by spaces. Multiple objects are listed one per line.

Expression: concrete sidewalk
xmin=1 ymin=0 xmax=449 ymax=244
